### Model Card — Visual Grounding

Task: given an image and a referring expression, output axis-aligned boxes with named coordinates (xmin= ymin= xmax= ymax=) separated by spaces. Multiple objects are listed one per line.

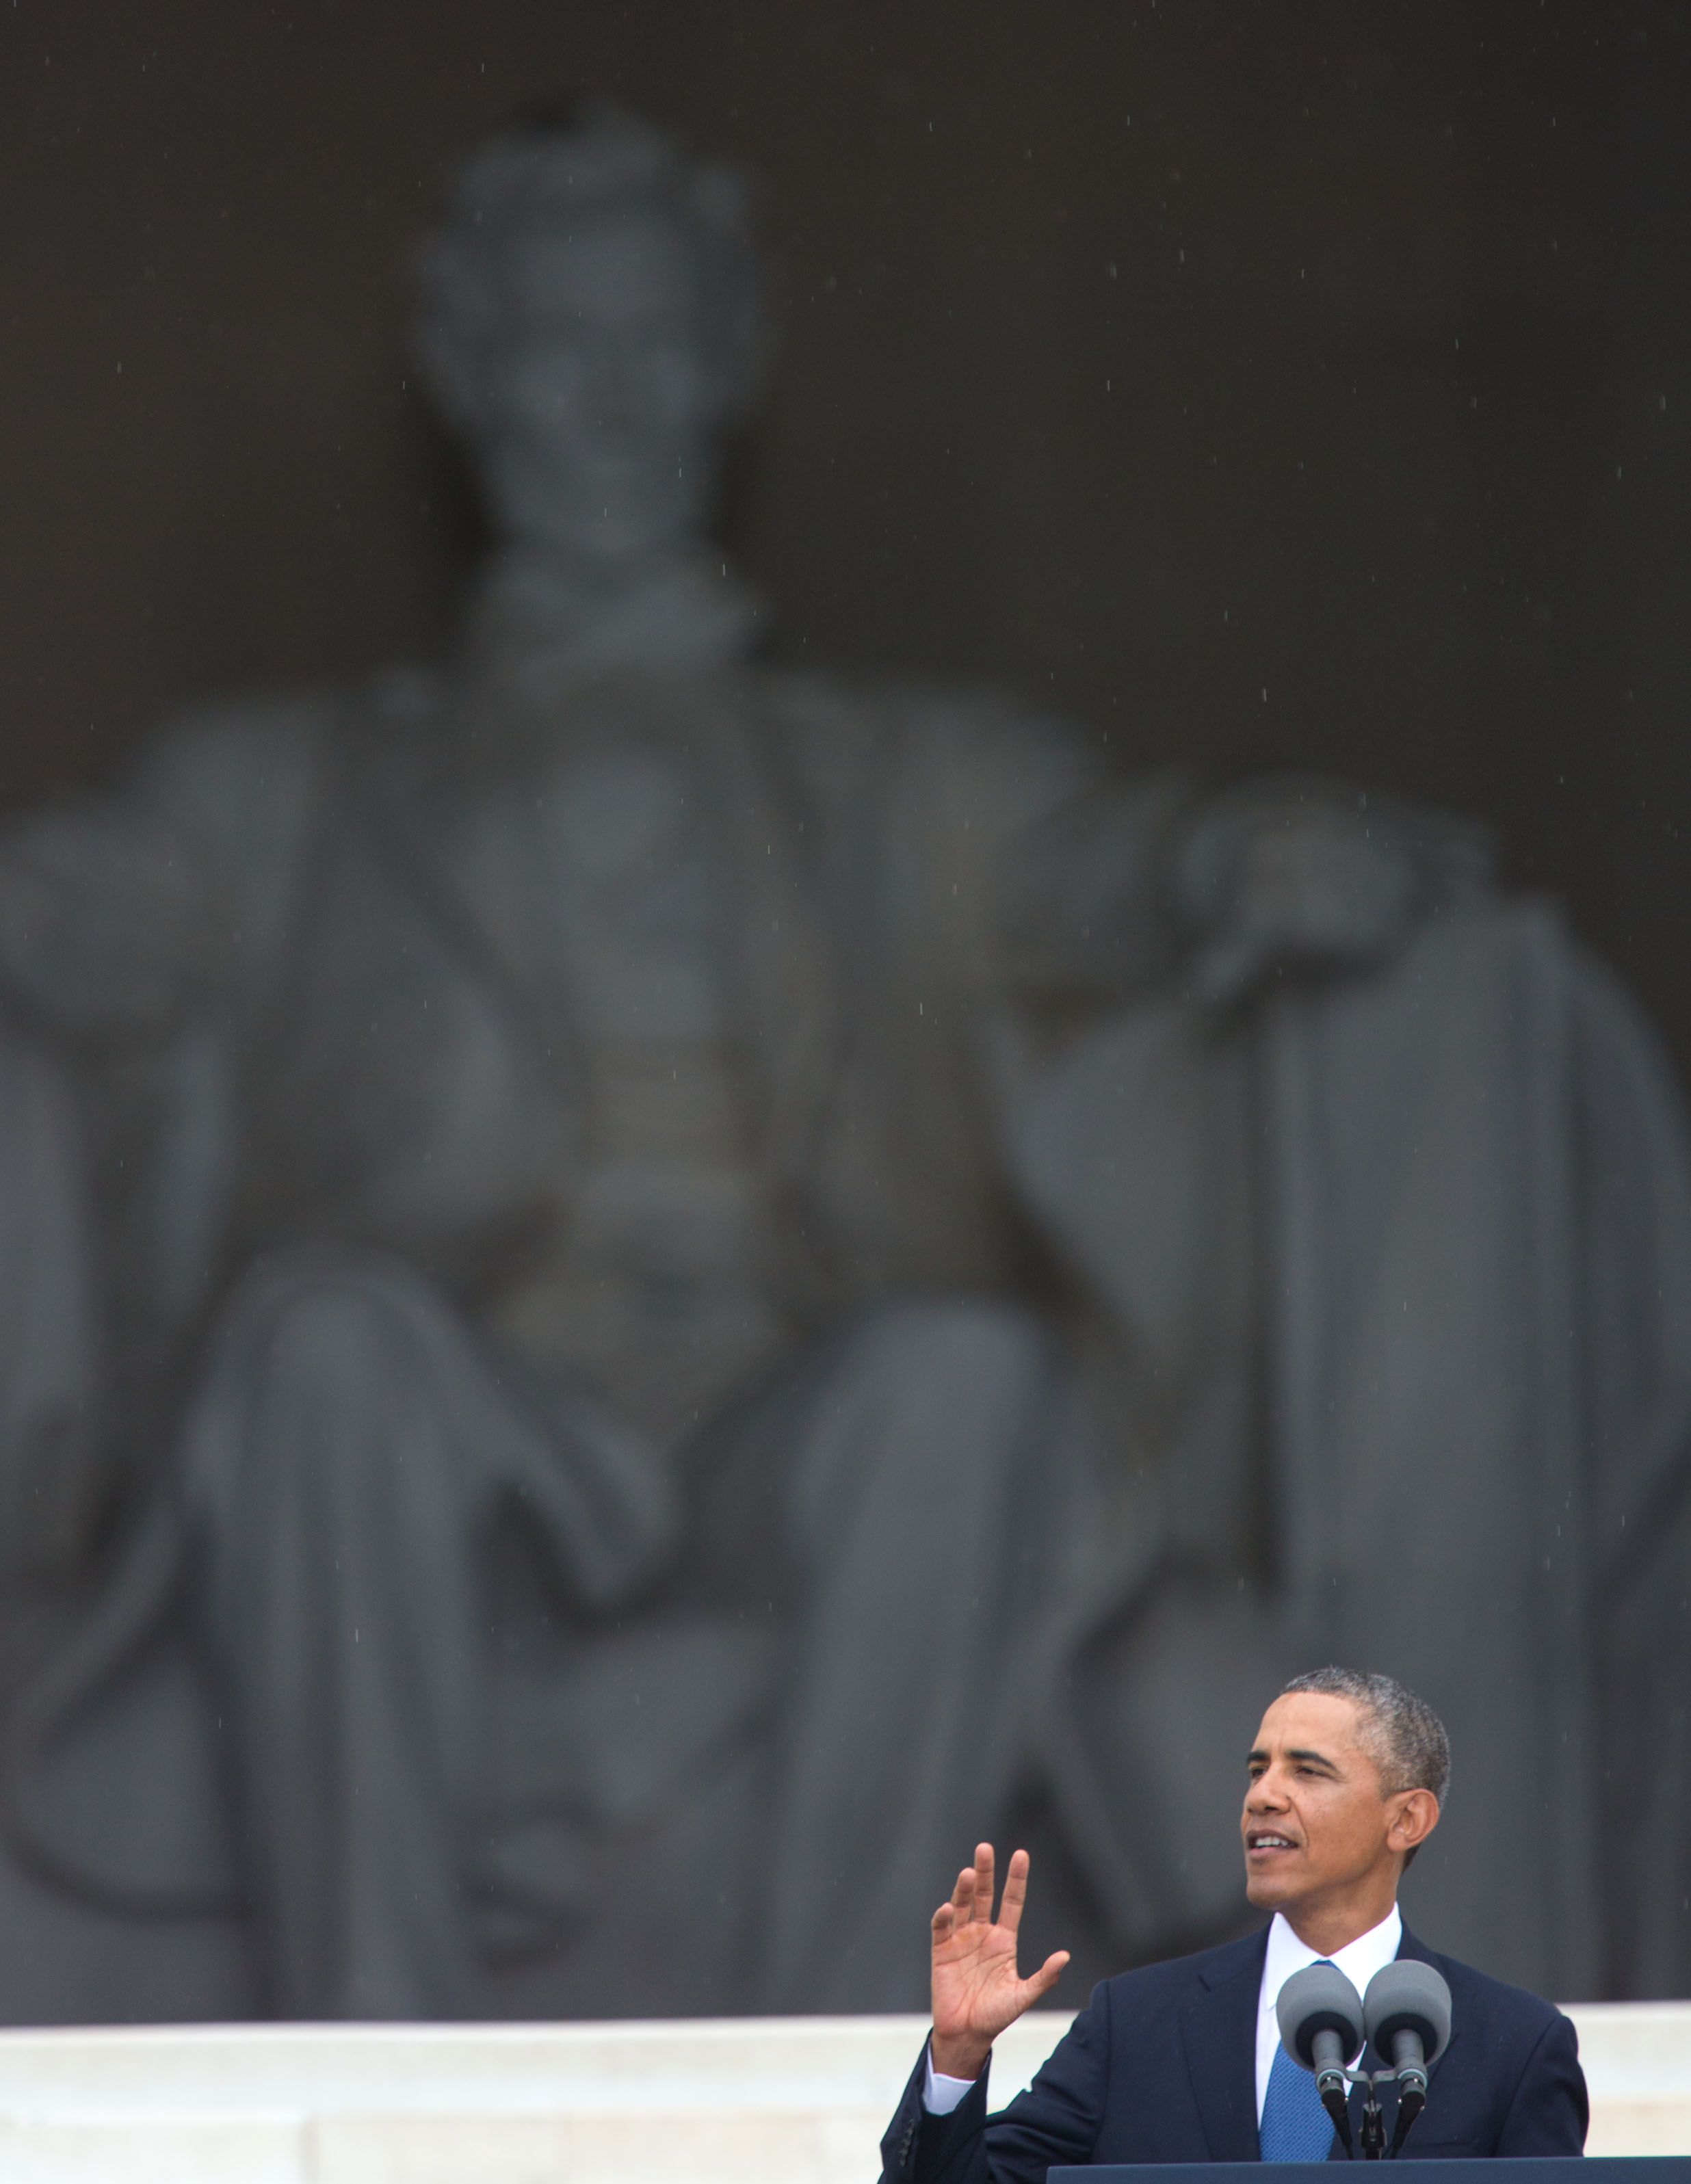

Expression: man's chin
xmin=1244 ymin=1864 xmax=1300 ymax=1909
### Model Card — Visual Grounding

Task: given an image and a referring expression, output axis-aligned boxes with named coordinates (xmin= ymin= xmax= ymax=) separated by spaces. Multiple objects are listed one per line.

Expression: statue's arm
xmin=993 ymin=757 xmax=1493 ymax=1006
xmin=965 ymin=718 xmax=1499 ymax=1521
xmin=870 ymin=682 xmax=1491 ymax=1009
xmin=1157 ymin=775 xmax=1492 ymax=1003
xmin=0 ymin=701 xmax=322 ymax=1039
xmin=849 ymin=684 xmax=1196 ymax=1001
xmin=0 ymin=796 xmax=228 ymax=1037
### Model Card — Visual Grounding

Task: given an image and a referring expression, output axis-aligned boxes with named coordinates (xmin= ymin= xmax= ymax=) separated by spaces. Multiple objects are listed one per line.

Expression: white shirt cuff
xmin=922 ymin=2044 xmax=981 ymax=2116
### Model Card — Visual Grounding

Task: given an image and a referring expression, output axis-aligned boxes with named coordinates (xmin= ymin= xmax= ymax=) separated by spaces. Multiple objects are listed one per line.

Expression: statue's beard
xmin=456 ymin=539 xmax=765 ymax=704
xmin=481 ymin=436 xmax=715 ymax=571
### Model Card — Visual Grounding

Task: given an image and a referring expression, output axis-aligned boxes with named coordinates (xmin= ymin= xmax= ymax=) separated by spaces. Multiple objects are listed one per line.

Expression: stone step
xmin=0 ymin=2004 xmax=1673 ymax=2181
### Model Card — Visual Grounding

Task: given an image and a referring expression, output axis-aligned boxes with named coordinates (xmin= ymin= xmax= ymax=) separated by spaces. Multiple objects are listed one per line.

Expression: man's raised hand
xmin=929 ymin=1843 xmax=1070 ymax=2080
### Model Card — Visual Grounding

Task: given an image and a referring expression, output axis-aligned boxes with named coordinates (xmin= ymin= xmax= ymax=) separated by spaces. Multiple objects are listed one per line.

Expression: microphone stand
xmin=1329 ymin=2060 xmax=1426 ymax=2160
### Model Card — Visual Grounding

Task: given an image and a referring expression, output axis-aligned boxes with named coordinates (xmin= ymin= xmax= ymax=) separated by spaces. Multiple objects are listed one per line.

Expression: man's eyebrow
xmin=1244 ymin=1746 xmax=1341 ymax=1770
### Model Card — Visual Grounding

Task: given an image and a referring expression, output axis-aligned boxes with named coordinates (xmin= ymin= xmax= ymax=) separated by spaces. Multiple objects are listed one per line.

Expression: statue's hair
xmin=412 ymin=98 xmax=767 ymax=438
xmin=1282 ymin=1666 xmax=1450 ymax=1866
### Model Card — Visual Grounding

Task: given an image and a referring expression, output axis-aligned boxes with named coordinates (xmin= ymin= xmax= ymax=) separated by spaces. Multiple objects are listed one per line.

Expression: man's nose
xmin=1247 ymin=1769 xmax=1289 ymax=1808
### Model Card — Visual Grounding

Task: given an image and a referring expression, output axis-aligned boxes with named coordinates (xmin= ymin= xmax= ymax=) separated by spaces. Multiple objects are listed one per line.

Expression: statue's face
xmin=473 ymin=208 xmax=718 ymax=566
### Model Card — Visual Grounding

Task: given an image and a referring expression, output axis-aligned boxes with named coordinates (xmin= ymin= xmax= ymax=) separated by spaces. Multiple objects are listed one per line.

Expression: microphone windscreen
xmin=1275 ymin=1961 xmax=1365 ymax=2070
xmin=1362 ymin=1960 xmax=1452 ymax=2065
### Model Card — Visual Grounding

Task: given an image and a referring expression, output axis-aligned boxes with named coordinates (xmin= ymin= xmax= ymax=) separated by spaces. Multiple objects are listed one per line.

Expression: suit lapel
xmin=1179 ymin=1928 xmax=1268 ymax=2160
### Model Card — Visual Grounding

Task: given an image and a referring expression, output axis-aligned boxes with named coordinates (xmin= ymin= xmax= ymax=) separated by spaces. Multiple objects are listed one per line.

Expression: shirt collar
xmin=1259 ymin=1902 xmax=1403 ymax=2018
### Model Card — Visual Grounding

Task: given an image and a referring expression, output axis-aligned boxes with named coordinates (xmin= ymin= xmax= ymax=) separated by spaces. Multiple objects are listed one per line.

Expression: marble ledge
xmin=0 ymin=2002 xmax=1676 ymax=2183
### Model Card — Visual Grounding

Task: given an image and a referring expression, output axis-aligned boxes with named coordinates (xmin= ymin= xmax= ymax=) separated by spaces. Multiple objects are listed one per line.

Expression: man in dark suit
xmin=880 ymin=1668 xmax=1588 ymax=2177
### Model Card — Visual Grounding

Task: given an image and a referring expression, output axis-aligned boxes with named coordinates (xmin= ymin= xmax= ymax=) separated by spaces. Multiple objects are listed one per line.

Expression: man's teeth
xmin=1251 ymin=1834 xmax=1294 ymax=1847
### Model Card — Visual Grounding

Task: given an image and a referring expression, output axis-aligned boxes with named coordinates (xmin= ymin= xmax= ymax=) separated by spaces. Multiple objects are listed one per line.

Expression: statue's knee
xmin=183 ymin=1252 xmax=486 ymax=1667
xmin=783 ymin=1300 xmax=1061 ymax=1562
xmin=224 ymin=1250 xmax=445 ymax=1399
xmin=183 ymin=1250 xmax=471 ymax=1528
xmin=845 ymin=1298 xmax=1051 ymax=1410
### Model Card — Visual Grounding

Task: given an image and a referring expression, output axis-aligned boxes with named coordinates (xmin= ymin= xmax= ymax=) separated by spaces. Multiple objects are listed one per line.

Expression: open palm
xmin=929 ymin=1843 xmax=1070 ymax=2080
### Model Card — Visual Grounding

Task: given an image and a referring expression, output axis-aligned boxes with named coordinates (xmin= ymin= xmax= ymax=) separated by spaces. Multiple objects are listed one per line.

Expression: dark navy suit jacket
xmin=879 ymin=1923 xmax=1588 ymax=2182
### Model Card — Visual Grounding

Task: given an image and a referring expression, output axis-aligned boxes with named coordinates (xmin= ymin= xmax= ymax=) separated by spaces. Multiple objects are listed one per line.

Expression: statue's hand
xmin=928 ymin=1843 xmax=1069 ymax=2081
xmin=1176 ymin=787 xmax=1428 ymax=1008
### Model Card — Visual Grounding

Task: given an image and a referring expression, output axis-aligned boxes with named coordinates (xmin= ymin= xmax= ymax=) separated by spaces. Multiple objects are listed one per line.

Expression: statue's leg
xmin=745 ymin=1300 xmax=1101 ymax=2013
xmin=0 ymin=1015 xmax=101 ymax=1580
xmin=180 ymin=1247 xmax=521 ymax=2018
xmin=0 ymin=1017 xmax=261 ymax=2022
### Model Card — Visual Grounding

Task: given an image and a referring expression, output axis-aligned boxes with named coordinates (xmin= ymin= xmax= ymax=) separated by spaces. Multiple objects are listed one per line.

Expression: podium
xmin=1053 ymin=2168 xmax=1691 ymax=2183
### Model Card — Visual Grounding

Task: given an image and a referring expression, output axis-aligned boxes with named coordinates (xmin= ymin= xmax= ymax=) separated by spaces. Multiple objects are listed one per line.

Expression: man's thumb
xmin=1029 ymin=1949 xmax=1070 ymax=1996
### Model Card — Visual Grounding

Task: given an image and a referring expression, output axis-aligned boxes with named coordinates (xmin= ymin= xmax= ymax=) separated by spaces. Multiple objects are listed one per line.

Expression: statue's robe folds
xmin=0 ymin=660 xmax=1682 ymax=2018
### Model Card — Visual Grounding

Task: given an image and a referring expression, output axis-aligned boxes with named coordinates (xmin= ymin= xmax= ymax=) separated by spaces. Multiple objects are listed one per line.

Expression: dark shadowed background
xmin=2 ymin=1 xmax=1688 ymax=1068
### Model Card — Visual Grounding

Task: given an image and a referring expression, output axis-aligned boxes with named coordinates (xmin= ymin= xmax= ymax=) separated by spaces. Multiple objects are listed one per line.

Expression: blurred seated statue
xmin=0 ymin=103 xmax=1687 ymax=2021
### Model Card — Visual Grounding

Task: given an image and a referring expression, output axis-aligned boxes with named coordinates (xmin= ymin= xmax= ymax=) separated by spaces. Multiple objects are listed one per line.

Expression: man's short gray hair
xmin=1283 ymin=1666 xmax=1451 ymax=1806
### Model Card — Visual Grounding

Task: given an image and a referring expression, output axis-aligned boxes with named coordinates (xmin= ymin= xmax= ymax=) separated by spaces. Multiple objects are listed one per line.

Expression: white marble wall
xmin=0 ymin=2005 xmax=1675 ymax=2181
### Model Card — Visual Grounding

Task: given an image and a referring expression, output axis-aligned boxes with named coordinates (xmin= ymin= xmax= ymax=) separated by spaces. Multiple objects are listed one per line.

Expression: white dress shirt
xmin=1255 ymin=1904 xmax=1402 ymax=2121
xmin=924 ymin=2042 xmax=992 ymax=2116
xmin=921 ymin=1902 xmax=1404 ymax=2122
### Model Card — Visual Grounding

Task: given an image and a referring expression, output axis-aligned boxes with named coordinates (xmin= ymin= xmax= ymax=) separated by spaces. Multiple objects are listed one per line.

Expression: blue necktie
xmin=1259 ymin=1999 xmax=1341 ymax=2162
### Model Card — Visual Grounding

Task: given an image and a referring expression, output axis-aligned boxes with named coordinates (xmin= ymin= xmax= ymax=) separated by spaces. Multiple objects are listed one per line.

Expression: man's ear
xmin=1387 ymin=1787 xmax=1440 ymax=1856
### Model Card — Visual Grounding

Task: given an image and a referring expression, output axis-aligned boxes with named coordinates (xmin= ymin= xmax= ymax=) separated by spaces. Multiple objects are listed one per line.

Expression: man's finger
xmin=972 ymin=1842 xmax=995 ymax=1923
xmin=1024 ymin=1949 xmax=1071 ymax=2001
xmin=932 ymin=1902 xmax=956 ymax=1943
xmin=997 ymin=1847 xmax=1032 ymax=1934
xmin=951 ymin=1864 xmax=976 ymax=1922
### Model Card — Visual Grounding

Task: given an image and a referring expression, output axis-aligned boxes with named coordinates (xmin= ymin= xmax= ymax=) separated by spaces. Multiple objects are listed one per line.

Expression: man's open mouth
xmin=1246 ymin=1832 xmax=1298 ymax=1851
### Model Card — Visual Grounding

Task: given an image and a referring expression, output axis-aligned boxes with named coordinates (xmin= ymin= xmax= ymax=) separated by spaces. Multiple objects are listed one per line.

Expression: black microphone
xmin=1276 ymin=1961 xmax=1366 ymax=2155
xmin=1362 ymin=1961 xmax=1452 ymax=2157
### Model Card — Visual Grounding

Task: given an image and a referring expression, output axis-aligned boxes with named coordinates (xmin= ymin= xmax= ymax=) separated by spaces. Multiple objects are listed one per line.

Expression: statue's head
xmin=413 ymin=103 xmax=766 ymax=568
